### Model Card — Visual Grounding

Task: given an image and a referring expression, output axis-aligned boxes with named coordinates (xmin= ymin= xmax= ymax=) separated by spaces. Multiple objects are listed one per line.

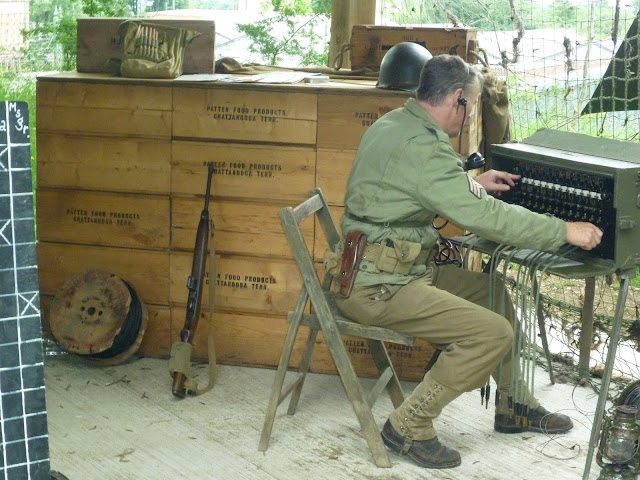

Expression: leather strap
xmin=401 ymin=438 xmax=413 ymax=455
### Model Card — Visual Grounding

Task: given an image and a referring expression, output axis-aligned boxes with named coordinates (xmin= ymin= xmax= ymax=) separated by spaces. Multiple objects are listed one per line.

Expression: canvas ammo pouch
xmin=366 ymin=239 xmax=426 ymax=275
xmin=118 ymin=21 xmax=200 ymax=79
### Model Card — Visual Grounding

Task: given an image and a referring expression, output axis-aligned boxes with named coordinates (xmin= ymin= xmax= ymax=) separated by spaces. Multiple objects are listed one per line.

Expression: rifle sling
xmin=185 ymin=231 xmax=218 ymax=395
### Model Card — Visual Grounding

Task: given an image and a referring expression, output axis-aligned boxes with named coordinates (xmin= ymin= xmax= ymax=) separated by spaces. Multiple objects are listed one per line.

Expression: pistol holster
xmin=338 ymin=231 xmax=367 ymax=298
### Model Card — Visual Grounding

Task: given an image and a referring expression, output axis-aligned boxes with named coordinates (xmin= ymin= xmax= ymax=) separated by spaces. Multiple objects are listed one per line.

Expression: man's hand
xmin=566 ymin=222 xmax=603 ymax=250
xmin=474 ymin=169 xmax=520 ymax=195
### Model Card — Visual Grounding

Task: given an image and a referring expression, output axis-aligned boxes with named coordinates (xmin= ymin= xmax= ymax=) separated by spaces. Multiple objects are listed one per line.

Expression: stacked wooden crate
xmin=36 ymin=75 xmax=173 ymax=358
xmin=350 ymin=24 xmax=479 ymax=70
xmin=36 ymin=73 xmax=481 ymax=381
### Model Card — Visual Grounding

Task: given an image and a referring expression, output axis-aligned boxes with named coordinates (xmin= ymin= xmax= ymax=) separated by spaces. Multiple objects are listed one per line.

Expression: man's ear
xmin=452 ymin=88 xmax=465 ymax=107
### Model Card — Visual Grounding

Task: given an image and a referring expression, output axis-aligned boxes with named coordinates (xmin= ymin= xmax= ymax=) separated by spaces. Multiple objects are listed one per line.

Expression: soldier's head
xmin=416 ymin=54 xmax=482 ymax=136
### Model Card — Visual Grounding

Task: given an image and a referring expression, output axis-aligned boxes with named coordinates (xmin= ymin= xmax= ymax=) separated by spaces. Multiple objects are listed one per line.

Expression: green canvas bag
xmin=118 ymin=21 xmax=200 ymax=79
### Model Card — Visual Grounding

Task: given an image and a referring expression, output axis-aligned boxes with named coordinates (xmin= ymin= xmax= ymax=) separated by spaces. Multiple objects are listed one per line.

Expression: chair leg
xmin=259 ymin=311 xmax=304 ymax=452
xmin=367 ymin=339 xmax=405 ymax=408
xmin=287 ymin=327 xmax=319 ymax=415
xmin=322 ymin=329 xmax=392 ymax=467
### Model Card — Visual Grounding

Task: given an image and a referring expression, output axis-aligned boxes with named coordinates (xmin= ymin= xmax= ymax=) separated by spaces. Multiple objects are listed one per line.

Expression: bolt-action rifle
xmin=169 ymin=163 xmax=217 ymax=398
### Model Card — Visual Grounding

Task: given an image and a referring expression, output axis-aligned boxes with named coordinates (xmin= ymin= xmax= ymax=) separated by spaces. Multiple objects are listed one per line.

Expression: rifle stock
xmin=171 ymin=163 xmax=215 ymax=398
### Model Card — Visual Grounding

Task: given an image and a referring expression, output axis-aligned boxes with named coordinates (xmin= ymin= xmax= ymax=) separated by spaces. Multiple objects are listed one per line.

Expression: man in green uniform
xmin=335 ymin=54 xmax=603 ymax=469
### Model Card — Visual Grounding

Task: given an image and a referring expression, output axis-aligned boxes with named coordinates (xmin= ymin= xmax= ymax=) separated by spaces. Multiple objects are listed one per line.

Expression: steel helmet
xmin=376 ymin=42 xmax=433 ymax=91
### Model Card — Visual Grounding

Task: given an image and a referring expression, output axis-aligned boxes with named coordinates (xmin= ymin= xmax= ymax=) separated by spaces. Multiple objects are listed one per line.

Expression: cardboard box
xmin=76 ymin=18 xmax=215 ymax=74
xmin=350 ymin=24 xmax=479 ymax=70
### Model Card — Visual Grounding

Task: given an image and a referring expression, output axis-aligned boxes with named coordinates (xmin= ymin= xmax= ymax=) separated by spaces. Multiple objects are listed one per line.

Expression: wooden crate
xmin=76 ymin=18 xmax=216 ymax=75
xmin=169 ymin=253 xmax=301 ymax=316
xmin=171 ymin=196 xmax=312 ymax=258
xmin=171 ymin=309 xmax=303 ymax=368
xmin=138 ymin=305 xmax=172 ymax=358
xmin=37 ymin=80 xmax=172 ymax=138
xmin=176 ymin=307 xmax=436 ymax=382
xmin=171 ymin=141 xmax=316 ymax=202
xmin=455 ymin=103 xmax=483 ymax=158
xmin=317 ymin=92 xmax=405 ymax=149
xmin=313 ymin=205 xmax=344 ymax=263
xmin=37 ymin=242 xmax=170 ymax=306
xmin=317 ymin=92 xmax=482 ymax=156
xmin=37 ymin=189 xmax=170 ymax=250
xmin=350 ymin=24 xmax=479 ymax=70
xmin=36 ymin=134 xmax=171 ymax=194
xmin=316 ymin=148 xmax=356 ymax=206
xmin=173 ymin=86 xmax=317 ymax=144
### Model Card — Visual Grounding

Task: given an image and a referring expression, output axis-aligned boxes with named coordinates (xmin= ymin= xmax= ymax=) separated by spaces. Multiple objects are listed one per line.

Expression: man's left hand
xmin=475 ymin=170 xmax=520 ymax=195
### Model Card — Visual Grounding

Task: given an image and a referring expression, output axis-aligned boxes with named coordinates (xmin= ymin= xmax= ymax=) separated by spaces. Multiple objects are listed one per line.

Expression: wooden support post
xmin=328 ymin=0 xmax=376 ymax=70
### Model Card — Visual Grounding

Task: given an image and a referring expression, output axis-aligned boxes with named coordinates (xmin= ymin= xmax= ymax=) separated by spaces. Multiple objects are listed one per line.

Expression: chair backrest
xmin=279 ymin=188 xmax=341 ymax=325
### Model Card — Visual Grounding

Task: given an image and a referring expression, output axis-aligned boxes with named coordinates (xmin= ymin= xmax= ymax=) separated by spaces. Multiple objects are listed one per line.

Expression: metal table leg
xmin=579 ymin=277 xmax=596 ymax=380
xmin=582 ymin=275 xmax=630 ymax=480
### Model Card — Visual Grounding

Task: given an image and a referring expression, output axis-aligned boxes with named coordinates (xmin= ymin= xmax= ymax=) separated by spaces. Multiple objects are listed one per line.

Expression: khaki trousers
xmin=335 ymin=263 xmax=536 ymax=402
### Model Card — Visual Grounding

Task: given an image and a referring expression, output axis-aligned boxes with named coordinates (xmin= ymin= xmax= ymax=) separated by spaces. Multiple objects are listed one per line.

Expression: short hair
xmin=416 ymin=54 xmax=482 ymax=105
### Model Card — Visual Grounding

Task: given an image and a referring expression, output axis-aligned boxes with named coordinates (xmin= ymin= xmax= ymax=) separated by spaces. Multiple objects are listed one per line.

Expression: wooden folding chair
xmin=258 ymin=188 xmax=418 ymax=468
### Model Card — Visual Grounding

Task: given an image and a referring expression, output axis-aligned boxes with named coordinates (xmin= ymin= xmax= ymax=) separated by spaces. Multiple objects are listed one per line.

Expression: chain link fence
xmin=379 ymin=0 xmax=640 ymax=386
xmin=0 ymin=0 xmax=29 ymax=70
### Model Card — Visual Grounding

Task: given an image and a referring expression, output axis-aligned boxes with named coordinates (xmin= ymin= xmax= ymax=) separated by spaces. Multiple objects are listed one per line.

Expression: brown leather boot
xmin=494 ymin=406 xmax=573 ymax=434
xmin=381 ymin=420 xmax=461 ymax=469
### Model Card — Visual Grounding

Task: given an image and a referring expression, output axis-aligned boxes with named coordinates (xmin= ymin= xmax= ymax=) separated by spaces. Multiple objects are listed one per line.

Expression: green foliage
xmin=310 ymin=0 xmax=331 ymax=15
xmin=22 ymin=17 xmax=77 ymax=71
xmin=82 ymin=0 xmax=131 ymax=16
xmin=553 ymin=0 xmax=578 ymax=29
xmin=237 ymin=0 xmax=329 ymax=66
xmin=30 ymin=0 xmax=82 ymax=25
xmin=0 ymin=70 xmax=38 ymax=181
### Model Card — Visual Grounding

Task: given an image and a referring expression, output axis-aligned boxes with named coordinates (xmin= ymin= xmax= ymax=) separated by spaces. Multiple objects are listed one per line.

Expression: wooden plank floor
xmin=45 ymin=355 xmax=605 ymax=479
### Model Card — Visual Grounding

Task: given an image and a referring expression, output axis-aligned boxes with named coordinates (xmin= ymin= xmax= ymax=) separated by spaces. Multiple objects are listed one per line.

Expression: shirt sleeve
xmin=413 ymin=137 xmax=567 ymax=253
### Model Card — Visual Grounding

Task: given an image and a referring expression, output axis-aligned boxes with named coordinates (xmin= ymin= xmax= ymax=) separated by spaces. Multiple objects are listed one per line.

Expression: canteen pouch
xmin=338 ymin=231 xmax=367 ymax=298
xmin=118 ymin=21 xmax=200 ymax=79
xmin=374 ymin=239 xmax=422 ymax=275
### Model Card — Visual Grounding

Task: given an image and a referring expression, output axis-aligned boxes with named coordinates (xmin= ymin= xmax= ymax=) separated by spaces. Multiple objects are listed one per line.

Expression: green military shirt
xmin=341 ymin=97 xmax=567 ymax=286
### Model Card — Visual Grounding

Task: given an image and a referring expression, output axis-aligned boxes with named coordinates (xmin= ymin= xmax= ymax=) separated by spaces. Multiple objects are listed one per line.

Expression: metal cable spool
xmin=49 ymin=269 xmax=148 ymax=366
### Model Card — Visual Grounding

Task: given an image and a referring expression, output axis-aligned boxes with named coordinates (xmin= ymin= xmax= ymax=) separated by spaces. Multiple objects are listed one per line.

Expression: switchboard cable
xmin=487 ymin=242 xmax=511 ymax=403
xmin=487 ymin=243 xmax=517 ymax=409
xmin=522 ymin=249 xmax=551 ymax=414
xmin=509 ymin=247 xmax=543 ymax=418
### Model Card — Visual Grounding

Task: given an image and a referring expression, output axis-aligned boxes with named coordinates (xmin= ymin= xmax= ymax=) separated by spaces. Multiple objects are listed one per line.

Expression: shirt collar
xmin=403 ymin=97 xmax=450 ymax=143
